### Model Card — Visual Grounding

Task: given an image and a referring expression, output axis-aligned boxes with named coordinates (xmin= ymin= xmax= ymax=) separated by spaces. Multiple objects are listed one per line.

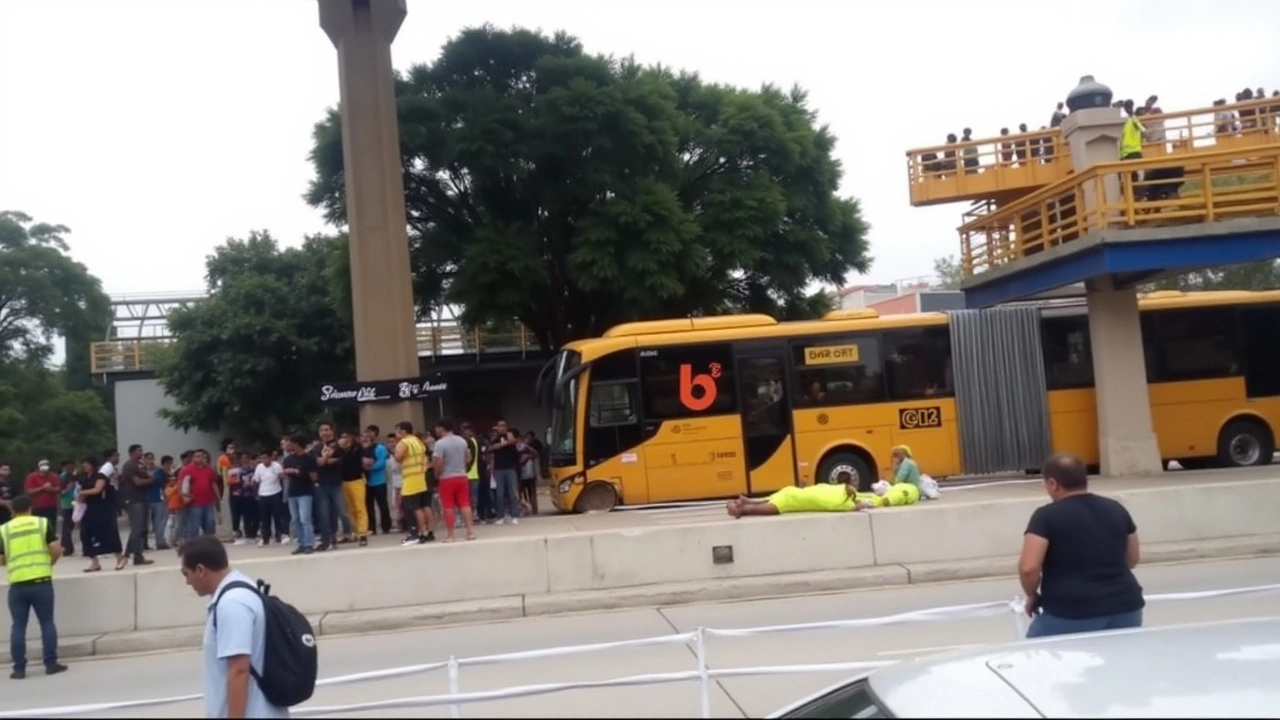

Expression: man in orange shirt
xmin=216 ymin=439 xmax=236 ymax=538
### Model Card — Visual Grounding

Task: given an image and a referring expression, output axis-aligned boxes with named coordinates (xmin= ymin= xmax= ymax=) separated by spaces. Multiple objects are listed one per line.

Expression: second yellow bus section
xmin=548 ymin=290 xmax=1280 ymax=513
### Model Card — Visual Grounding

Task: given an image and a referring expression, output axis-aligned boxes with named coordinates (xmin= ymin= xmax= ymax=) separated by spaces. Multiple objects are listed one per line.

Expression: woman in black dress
xmin=76 ymin=457 xmax=126 ymax=572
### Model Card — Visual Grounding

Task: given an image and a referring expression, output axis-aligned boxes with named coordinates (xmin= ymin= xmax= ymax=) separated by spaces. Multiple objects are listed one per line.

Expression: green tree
xmin=306 ymin=25 xmax=870 ymax=348
xmin=0 ymin=211 xmax=114 ymax=473
xmin=930 ymin=255 xmax=964 ymax=290
xmin=156 ymin=231 xmax=355 ymax=442
xmin=0 ymin=357 xmax=114 ymax=474
xmin=0 ymin=211 xmax=111 ymax=364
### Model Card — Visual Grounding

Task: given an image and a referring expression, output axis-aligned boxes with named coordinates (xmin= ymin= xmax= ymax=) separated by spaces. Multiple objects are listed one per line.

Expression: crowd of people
xmin=0 ymin=416 xmax=548 ymax=570
xmin=920 ymin=85 xmax=1280 ymax=178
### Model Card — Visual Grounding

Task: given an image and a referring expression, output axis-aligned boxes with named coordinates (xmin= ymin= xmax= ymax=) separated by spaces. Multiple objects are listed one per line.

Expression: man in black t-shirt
xmin=282 ymin=435 xmax=317 ymax=555
xmin=311 ymin=422 xmax=353 ymax=550
xmin=490 ymin=419 xmax=522 ymax=523
xmin=1019 ymin=452 xmax=1144 ymax=639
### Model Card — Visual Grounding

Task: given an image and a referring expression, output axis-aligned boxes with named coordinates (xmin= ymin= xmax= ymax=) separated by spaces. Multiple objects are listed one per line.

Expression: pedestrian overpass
xmin=903 ymin=79 xmax=1280 ymax=478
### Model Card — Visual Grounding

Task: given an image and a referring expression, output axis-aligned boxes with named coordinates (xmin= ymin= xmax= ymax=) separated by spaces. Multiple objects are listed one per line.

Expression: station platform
xmin=9 ymin=465 xmax=1280 ymax=662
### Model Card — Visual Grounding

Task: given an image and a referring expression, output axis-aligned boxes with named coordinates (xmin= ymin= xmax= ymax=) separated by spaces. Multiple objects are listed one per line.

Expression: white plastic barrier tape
xmin=5 ymin=582 xmax=1279 ymax=719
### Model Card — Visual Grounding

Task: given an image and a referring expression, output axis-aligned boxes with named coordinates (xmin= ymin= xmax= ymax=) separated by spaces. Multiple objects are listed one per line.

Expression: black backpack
xmin=213 ymin=578 xmax=318 ymax=707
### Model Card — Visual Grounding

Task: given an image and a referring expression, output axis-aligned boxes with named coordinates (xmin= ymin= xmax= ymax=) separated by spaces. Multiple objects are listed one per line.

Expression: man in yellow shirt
xmin=0 ymin=495 xmax=67 ymax=679
xmin=394 ymin=421 xmax=436 ymax=545
xmin=726 ymin=478 xmax=878 ymax=518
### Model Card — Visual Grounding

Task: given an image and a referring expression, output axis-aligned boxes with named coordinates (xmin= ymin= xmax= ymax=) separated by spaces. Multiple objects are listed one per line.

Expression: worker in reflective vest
xmin=0 ymin=494 xmax=67 ymax=679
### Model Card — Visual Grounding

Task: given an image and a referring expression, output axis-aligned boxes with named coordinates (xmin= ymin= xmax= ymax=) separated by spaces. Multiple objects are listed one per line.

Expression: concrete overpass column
xmin=1060 ymin=104 xmax=1124 ymax=218
xmin=1085 ymin=276 xmax=1163 ymax=476
xmin=318 ymin=0 xmax=425 ymax=434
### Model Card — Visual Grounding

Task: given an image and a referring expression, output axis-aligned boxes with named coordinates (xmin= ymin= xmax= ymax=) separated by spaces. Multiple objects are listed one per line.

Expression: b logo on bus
xmin=679 ymin=362 xmax=722 ymax=412
xmin=898 ymin=406 xmax=942 ymax=430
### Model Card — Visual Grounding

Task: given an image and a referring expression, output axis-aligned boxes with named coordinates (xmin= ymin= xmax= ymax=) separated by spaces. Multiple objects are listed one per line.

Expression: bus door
xmin=734 ymin=351 xmax=796 ymax=495
xmin=638 ymin=344 xmax=748 ymax=503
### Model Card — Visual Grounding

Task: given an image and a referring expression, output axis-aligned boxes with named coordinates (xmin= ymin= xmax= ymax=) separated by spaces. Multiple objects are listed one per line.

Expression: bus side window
xmin=1146 ymin=308 xmax=1241 ymax=382
xmin=590 ymin=382 xmax=638 ymax=426
xmin=884 ymin=326 xmax=954 ymax=400
xmin=790 ymin=336 xmax=886 ymax=406
xmin=639 ymin=344 xmax=737 ymax=418
xmin=1041 ymin=315 xmax=1095 ymax=390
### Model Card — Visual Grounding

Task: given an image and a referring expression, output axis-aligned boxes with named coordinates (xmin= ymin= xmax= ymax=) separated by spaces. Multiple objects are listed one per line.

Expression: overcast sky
xmin=2 ymin=0 xmax=1278 ymax=300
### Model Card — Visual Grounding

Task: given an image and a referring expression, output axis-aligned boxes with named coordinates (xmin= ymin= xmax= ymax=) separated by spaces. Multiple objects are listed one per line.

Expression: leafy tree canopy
xmin=157 ymin=231 xmax=354 ymax=443
xmin=0 ymin=211 xmax=114 ymax=474
xmin=307 ymin=25 xmax=869 ymax=347
xmin=930 ymin=255 xmax=964 ymax=291
xmin=0 ymin=211 xmax=110 ymax=363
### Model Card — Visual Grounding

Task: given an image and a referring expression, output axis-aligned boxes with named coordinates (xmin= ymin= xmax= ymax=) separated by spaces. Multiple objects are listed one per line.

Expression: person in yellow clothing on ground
xmin=395 ymin=421 xmax=437 ymax=545
xmin=0 ymin=495 xmax=69 ymax=679
xmin=726 ymin=476 xmax=878 ymax=518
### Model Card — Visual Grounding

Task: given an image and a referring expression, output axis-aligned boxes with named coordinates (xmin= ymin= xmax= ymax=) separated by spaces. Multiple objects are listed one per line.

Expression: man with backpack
xmin=180 ymin=535 xmax=317 ymax=718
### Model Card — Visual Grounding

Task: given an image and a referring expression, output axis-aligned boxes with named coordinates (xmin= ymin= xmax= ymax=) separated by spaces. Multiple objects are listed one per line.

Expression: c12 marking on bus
xmin=899 ymin=406 xmax=942 ymax=430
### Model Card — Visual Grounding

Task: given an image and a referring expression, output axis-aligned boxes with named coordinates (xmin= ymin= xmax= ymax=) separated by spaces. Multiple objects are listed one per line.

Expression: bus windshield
xmin=548 ymin=350 xmax=581 ymax=461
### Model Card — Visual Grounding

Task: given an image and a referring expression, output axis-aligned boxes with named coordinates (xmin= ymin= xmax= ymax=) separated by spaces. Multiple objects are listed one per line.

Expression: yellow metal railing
xmin=959 ymin=144 xmax=1280 ymax=277
xmin=91 ymin=322 xmax=539 ymax=373
xmin=906 ymin=128 xmax=1072 ymax=206
xmin=907 ymin=95 xmax=1280 ymax=207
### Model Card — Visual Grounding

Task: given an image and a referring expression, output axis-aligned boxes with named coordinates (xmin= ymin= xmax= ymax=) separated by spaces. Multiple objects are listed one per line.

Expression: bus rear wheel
xmin=1217 ymin=419 xmax=1274 ymax=468
xmin=574 ymin=482 xmax=619 ymax=513
xmin=817 ymin=451 xmax=875 ymax=493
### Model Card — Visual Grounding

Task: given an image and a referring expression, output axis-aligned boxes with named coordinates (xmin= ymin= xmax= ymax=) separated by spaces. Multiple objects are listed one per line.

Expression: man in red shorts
xmin=431 ymin=418 xmax=474 ymax=543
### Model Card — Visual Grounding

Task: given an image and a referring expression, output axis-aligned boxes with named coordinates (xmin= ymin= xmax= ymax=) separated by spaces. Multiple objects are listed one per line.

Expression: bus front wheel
xmin=1217 ymin=419 xmax=1275 ymax=468
xmin=574 ymin=482 xmax=619 ymax=513
xmin=817 ymin=451 xmax=875 ymax=493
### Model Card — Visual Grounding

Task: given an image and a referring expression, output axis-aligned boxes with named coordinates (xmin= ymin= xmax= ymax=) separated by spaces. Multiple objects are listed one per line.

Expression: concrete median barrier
xmin=545 ymin=510 xmax=876 ymax=593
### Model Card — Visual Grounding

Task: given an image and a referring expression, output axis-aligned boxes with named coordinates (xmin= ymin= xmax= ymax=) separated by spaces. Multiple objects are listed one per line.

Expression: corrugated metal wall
xmin=948 ymin=307 xmax=1052 ymax=475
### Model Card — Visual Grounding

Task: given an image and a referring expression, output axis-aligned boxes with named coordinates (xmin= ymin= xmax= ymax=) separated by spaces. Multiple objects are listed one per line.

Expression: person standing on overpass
xmin=1 ymin=495 xmax=68 ymax=679
xmin=1019 ymin=452 xmax=1145 ymax=638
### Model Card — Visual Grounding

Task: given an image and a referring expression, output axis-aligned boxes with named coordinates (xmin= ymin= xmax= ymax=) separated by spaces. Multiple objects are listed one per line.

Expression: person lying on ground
xmin=726 ymin=479 xmax=878 ymax=518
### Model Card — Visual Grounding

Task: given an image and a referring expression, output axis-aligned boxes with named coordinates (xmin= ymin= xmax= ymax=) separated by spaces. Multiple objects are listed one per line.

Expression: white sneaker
xmin=499 ymin=516 xmax=509 ymax=525
xmin=510 ymin=517 xmax=519 ymax=525
xmin=281 ymin=535 xmax=291 ymax=544
xmin=233 ymin=538 xmax=247 ymax=546
xmin=257 ymin=539 xmax=266 ymax=547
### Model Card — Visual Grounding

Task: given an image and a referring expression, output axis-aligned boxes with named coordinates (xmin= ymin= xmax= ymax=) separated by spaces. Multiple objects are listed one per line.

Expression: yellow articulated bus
xmin=538 ymin=290 xmax=1280 ymax=513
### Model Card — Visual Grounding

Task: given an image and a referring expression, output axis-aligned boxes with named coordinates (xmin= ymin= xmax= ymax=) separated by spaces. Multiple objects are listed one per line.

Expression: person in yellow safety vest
xmin=1119 ymin=99 xmax=1147 ymax=201
xmin=0 ymin=495 xmax=68 ymax=679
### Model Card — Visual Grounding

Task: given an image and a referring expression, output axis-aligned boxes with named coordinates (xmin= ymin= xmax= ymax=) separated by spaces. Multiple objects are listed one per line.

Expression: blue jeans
xmin=315 ymin=484 xmax=349 ymax=545
xmin=1026 ymin=608 xmax=1143 ymax=639
xmin=150 ymin=501 xmax=169 ymax=547
xmin=187 ymin=504 xmax=216 ymax=538
xmin=8 ymin=581 xmax=57 ymax=670
xmin=289 ymin=495 xmax=315 ymax=549
xmin=493 ymin=468 xmax=521 ymax=519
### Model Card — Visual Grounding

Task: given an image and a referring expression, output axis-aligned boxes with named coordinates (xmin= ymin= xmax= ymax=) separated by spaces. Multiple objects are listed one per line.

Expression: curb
xmin=13 ymin=533 xmax=1280 ymax=664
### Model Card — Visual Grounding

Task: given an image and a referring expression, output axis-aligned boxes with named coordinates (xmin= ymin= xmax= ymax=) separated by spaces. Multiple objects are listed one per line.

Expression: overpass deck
xmin=89 ymin=319 xmax=541 ymax=373
xmin=957 ymin=144 xmax=1280 ymax=306
xmin=906 ymin=95 xmax=1280 ymax=207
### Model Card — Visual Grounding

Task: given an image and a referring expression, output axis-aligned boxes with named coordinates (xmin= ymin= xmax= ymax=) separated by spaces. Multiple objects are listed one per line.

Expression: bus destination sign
xmin=803 ymin=344 xmax=860 ymax=365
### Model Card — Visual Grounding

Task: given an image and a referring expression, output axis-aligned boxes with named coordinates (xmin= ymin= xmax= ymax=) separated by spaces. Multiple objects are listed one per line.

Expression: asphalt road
xmin=4 ymin=556 xmax=1278 ymax=718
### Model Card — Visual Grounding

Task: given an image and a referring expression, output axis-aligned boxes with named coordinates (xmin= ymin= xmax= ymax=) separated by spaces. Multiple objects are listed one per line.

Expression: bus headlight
xmin=558 ymin=480 xmax=572 ymax=494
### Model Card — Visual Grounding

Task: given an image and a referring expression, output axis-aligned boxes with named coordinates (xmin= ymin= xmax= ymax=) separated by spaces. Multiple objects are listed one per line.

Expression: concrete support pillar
xmin=1061 ymin=107 xmax=1124 ymax=221
xmin=1085 ymin=277 xmax=1163 ymax=476
xmin=318 ymin=0 xmax=424 ymax=434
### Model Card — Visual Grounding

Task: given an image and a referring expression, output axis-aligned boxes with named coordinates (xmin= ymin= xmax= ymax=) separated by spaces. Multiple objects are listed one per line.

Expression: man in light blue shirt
xmin=179 ymin=535 xmax=288 ymax=719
